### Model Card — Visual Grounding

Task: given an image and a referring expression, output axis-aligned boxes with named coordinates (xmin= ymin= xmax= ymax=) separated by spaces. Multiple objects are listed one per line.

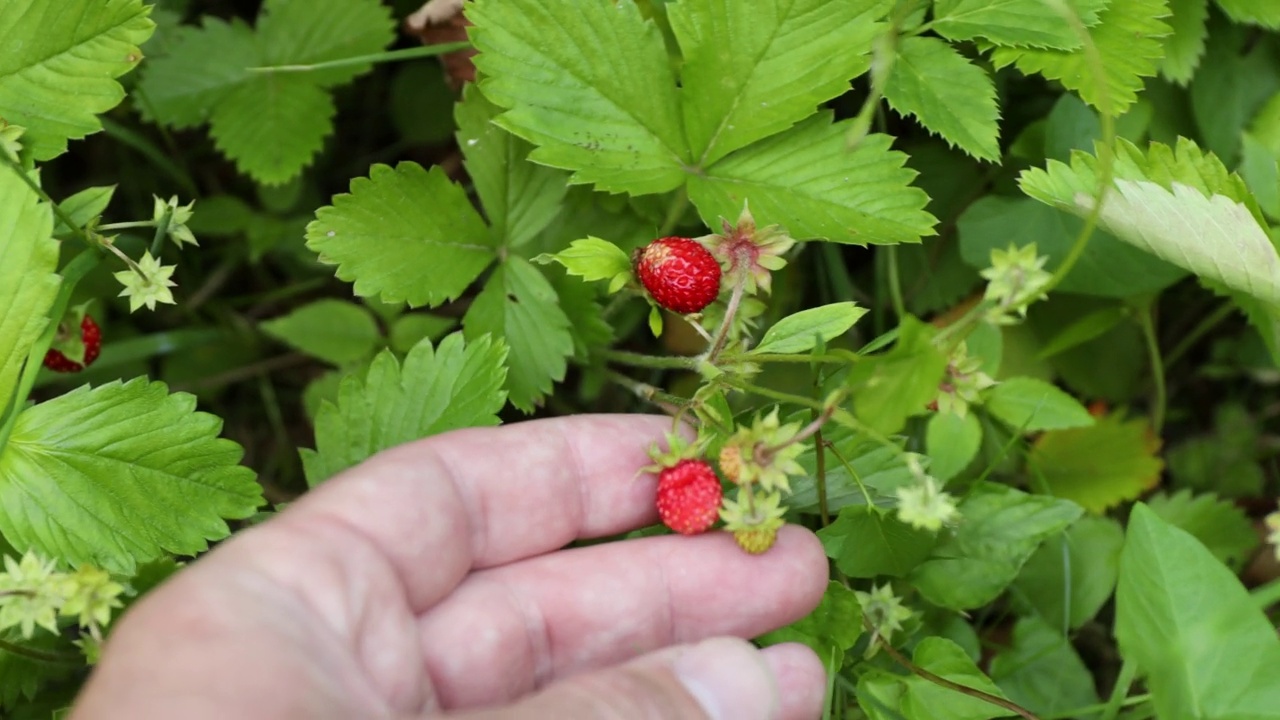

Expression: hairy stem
xmin=877 ymin=636 xmax=1041 ymax=720
xmin=704 ymin=269 xmax=749 ymax=363
xmin=1138 ymin=304 xmax=1166 ymax=435
xmin=600 ymin=348 xmax=698 ymax=370
xmin=248 ymin=43 xmax=471 ymax=74
xmin=0 ymin=637 xmax=83 ymax=665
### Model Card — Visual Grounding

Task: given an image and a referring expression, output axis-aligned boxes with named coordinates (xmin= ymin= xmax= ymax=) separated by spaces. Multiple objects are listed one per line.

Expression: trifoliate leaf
xmin=1028 ymin=413 xmax=1163 ymax=513
xmin=932 ymin=0 xmax=1105 ymax=49
xmin=1020 ymin=137 xmax=1280 ymax=307
xmin=925 ymin=411 xmax=982 ymax=482
xmin=1161 ymin=0 xmax=1210 ymax=85
xmin=209 ymin=75 xmax=335 ymax=185
xmin=456 ymin=86 xmax=567 ymax=249
xmin=990 ymin=617 xmax=1100 ymax=716
xmin=883 ymin=37 xmax=1001 ymax=162
xmin=911 ymin=483 xmax=1083 ymax=610
xmin=846 ymin=316 xmax=949 ymax=435
xmin=669 ymin=0 xmax=886 ymax=166
xmin=135 ymin=17 xmax=258 ymax=128
xmin=301 ymin=333 xmax=508 ymax=486
xmin=260 ymin=300 xmax=382 ymax=366
xmin=750 ymin=302 xmax=867 ymax=355
xmin=1012 ymin=515 xmax=1124 ymax=629
xmin=985 ymin=377 xmax=1095 ymax=431
xmin=0 ymin=378 xmax=263 ymax=573
xmin=1116 ymin=505 xmax=1280 ymax=720
xmin=0 ymin=0 xmax=154 ymax=160
xmin=0 ymin=168 xmax=59 ymax=418
xmin=817 ymin=505 xmax=936 ymax=579
xmin=463 ymin=258 xmax=574 ymax=413
xmin=1147 ymin=490 xmax=1258 ymax=570
xmin=688 ymin=113 xmax=937 ymax=245
xmin=992 ymin=0 xmax=1172 ymax=116
xmin=547 ymin=266 xmax=614 ymax=360
xmin=468 ymin=0 xmax=688 ymax=195
xmin=307 ymin=162 xmax=495 ymax=307
xmin=1215 ymin=0 xmax=1280 ymax=28
xmin=535 ymin=237 xmax=634 ymax=292
xmin=903 ymin=638 xmax=1011 ymax=720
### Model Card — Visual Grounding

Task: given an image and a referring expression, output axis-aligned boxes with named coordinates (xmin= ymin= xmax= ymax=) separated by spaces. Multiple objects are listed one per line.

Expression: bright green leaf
xmin=669 ymin=0 xmax=886 ymax=166
xmin=1029 ymin=414 xmax=1163 ymax=513
xmin=1147 ymin=489 xmax=1258 ymax=570
xmin=1215 ymin=0 xmax=1280 ymax=28
xmin=468 ymin=0 xmax=688 ymax=195
xmin=883 ymin=37 xmax=1000 ymax=162
xmin=925 ymin=411 xmax=982 ymax=482
xmin=0 ymin=169 xmax=60 ymax=418
xmin=688 ymin=113 xmax=937 ymax=245
xmin=1012 ymin=515 xmax=1124 ymax=629
xmin=1161 ymin=0 xmax=1210 ymax=84
xmin=54 ymin=185 xmax=115 ymax=236
xmin=985 ymin=377 xmax=1095 ymax=431
xmin=0 ymin=378 xmax=263 ymax=573
xmin=989 ymin=617 xmax=1100 ymax=716
xmin=992 ymin=0 xmax=1172 ymax=116
xmin=306 ymin=162 xmax=495 ymax=307
xmin=903 ymin=638 xmax=1010 ymax=720
xmin=456 ymin=85 xmax=567 ymax=249
xmin=301 ymin=333 xmax=509 ymax=485
xmin=0 ymin=0 xmax=154 ymax=159
xmin=757 ymin=581 xmax=862 ymax=666
xmin=751 ymin=302 xmax=867 ymax=355
xmin=932 ymin=0 xmax=1105 ymax=49
xmin=389 ymin=314 xmax=457 ymax=355
xmin=817 ymin=505 xmax=937 ymax=578
xmin=260 ymin=299 xmax=382 ymax=366
xmin=463 ymin=258 xmax=574 ymax=413
xmin=208 ymin=74 xmax=335 ymax=185
xmin=1020 ymin=137 xmax=1280 ymax=306
xmin=847 ymin=316 xmax=949 ymax=435
xmin=253 ymin=0 xmax=395 ymax=87
xmin=911 ymin=483 xmax=1083 ymax=610
xmin=536 ymin=237 xmax=634 ymax=290
xmin=1116 ymin=504 xmax=1280 ymax=719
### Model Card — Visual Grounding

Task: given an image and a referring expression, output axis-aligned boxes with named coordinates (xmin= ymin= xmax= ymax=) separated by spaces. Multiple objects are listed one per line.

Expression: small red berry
xmin=655 ymin=459 xmax=723 ymax=535
xmin=634 ymin=237 xmax=722 ymax=314
xmin=42 ymin=315 xmax=101 ymax=373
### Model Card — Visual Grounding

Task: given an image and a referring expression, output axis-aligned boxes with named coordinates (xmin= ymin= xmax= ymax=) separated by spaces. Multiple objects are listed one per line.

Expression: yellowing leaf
xmin=1028 ymin=414 xmax=1163 ymax=512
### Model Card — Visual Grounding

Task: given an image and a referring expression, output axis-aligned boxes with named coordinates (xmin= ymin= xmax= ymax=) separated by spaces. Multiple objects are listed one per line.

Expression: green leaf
xmin=536 ymin=237 xmax=634 ymax=291
xmin=301 ymin=333 xmax=509 ymax=485
xmin=463 ymin=258 xmax=574 ymax=413
xmin=468 ymin=0 xmax=688 ymax=195
xmin=135 ymin=18 xmax=258 ymax=128
xmin=985 ymin=377 xmax=1095 ymax=431
xmin=688 ymin=113 xmax=937 ymax=245
xmin=1147 ymin=489 xmax=1258 ymax=570
xmin=1034 ymin=305 xmax=1129 ymax=359
xmin=883 ymin=37 xmax=1000 ymax=162
xmin=307 ymin=162 xmax=496 ymax=307
xmin=389 ymin=314 xmax=457 ymax=355
xmin=1116 ymin=504 xmax=1280 ymax=719
xmin=0 ymin=631 xmax=76 ymax=710
xmin=1028 ymin=414 xmax=1163 ymax=513
xmin=1161 ymin=0 xmax=1210 ymax=84
xmin=253 ymin=0 xmax=395 ymax=87
xmin=208 ymin=74 xmax=335 ymax=185
xmin=0 ymin=0 xmax=154 ymax=160
xmin=817 ymin=505 xmax=936 ymax=578
xmin=1215 ymin=0 xmax=1280 ymax=28
xmin=260 ymin=299 xmax=382 ymax=366
xmin=757 ymin=581 xmax=862 ymax=666
xmin=932 ymin=0 xmax=1104 ymax=49
xmin=791 ymin=429 xmax=917 ymax=512
xmin=0 ymin=378 xmax=263 ymax=573
xmin=992 ymin=0 xmax=1173 ymax=116
xmin=911 ymin=483 xmax=1083 ymax=610
xmin=54 ymin=185 xmax=115 ymax=236
xmin=0 ymin=169 xmax=60 ymax=418
xmin=669 ymin=0 xmax=886 ymax=166
xmin=847 ymin=316 xmax=949 ymax=435
xmin=751 ymin=302 xmax=867 ymax=355
xmin=1012 ymin=515 xmax=1124 ymax=629
xmin=903 ymin=638 xmax=1011 ymax=720
xmin=1166 ymin=403 xmax=1265 ymax=498
xmin=1019 ymin=137 xmax=1280 ymax=307
xmin=456 ymin=85 xmax=567 ymax=249
xmin=925 ymin=411 xmax=982 ymax=482
xmin=989 ymin=617 xmax=1100 ymax=717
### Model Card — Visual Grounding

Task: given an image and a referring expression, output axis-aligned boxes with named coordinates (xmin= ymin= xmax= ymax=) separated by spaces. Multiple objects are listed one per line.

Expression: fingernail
xmin=672 ymin=637 xmax=780 ymax=720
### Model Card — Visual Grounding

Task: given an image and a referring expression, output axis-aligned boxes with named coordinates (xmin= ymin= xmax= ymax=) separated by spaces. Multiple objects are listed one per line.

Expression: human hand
xmin=69 ymin=414 xmax=830 ymax=719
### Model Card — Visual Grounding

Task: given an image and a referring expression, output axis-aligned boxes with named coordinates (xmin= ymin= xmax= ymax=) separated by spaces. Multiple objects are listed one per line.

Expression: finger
xmin=279 ymin=414 xmax=678 ymax=612
xmin=419 ymin=526 xmax=828 ymax=708
xmin=762 ymin=643 xmax=829 ymax=720
xmin=446 ymin=637 xmax=803 ymax=720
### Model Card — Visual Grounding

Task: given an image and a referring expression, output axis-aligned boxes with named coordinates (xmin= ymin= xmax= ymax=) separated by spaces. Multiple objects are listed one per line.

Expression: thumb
xmin=449 ymin=637 xmax=822 ymax=720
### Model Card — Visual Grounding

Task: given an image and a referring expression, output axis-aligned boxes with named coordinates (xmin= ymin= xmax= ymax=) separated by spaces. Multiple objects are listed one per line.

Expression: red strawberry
xmin=634 ymin=237 xmax=722 ymax=314
xmin=655 ymin=459 xmax=723 ymax=535
xmin=43 ymin=314 xmax=101 ymax=373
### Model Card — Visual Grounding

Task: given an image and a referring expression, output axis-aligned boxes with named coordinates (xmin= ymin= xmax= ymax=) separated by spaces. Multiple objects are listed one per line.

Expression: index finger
xmin=279 ymin=414 xmax=679 ymax=612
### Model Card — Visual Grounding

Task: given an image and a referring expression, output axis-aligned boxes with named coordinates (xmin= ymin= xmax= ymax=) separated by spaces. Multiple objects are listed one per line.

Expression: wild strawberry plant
xmin=2 ymin=0 xmax=1280 ymax=716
